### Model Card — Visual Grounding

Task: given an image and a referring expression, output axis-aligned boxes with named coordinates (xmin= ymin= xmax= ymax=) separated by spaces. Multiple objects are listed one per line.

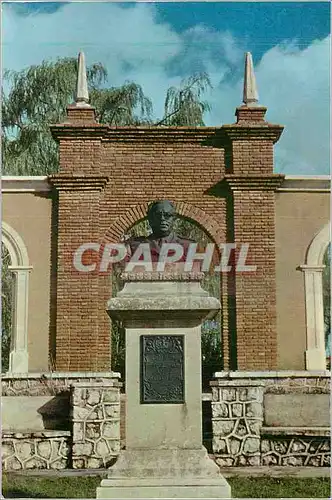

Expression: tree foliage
xmin=2 ymin=57 xmax=212 ymax=175
xmin=157 ymin=73 xmax=212 ymax=126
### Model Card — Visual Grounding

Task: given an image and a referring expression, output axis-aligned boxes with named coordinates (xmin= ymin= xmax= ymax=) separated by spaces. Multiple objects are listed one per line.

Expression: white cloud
xmin=206 ymin=35 xmax=330 ymax=174
xmin=2 ymin=3 xmax=330 ymax=174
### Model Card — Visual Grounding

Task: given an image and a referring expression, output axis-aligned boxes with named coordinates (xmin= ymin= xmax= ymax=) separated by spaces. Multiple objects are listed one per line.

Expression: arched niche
xmin=1 ymin=221 xmax=32 ymax=373
xmin=300 ymin=223 xmax=330 ymax=370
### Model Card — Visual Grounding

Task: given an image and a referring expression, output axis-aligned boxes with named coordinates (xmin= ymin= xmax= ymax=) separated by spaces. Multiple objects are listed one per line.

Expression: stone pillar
xmin=211 ymin=379 xmax=264 ymax=466
xmin=71 ymin=380 xmax=121 ymax=468
xmin=222 ymin=106 xmax=284 ymax=370
xmin=97 ymin=272 xmax=231 ymax=499
xmin=8 ymin=267 xmax=31 ymax=373
xmin=300 ymin=265 xmax=327 ymax=370
xmin=48 ymin=175 xmax=108 ymax=371
xmin=50 ymin=108 xmax=111 ymax=372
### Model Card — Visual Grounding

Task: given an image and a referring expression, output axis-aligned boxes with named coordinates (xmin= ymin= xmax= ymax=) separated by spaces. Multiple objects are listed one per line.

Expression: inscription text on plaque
xmin=140 ymin=335 xmax=185 ymax=404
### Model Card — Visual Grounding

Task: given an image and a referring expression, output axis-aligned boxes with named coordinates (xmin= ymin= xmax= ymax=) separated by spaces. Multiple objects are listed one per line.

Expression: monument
xmin=96 ymin=201 xmax=231 ymax=499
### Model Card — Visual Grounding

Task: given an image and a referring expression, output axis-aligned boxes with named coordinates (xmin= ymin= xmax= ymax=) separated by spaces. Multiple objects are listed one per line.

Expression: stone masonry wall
xmin=1 ymin=374 xmax=121 ymax=470
xmin=71 ymin=382 xmax=121 ymax=468
xmin=261 ymin=430 xmax=330 ymax=467
xmin=211 ymin=374 xmax=330 ymax=467
xmin=212 ymin=381 xmax=264 ymax=466
xmin=2 ymin=431 xmax=70 ymax=470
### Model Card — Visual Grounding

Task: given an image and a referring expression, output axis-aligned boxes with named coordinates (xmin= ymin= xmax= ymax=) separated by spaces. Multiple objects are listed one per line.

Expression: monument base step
xmin=96 ymin=478 xmax=231 ymax=499
xmin=96 ymin=448 xmax=231 ymax=498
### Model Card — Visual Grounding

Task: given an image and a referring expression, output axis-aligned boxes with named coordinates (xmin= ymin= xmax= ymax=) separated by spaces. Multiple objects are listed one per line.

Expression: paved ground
xmin=4 ymin=467 xmax=330 ymax=478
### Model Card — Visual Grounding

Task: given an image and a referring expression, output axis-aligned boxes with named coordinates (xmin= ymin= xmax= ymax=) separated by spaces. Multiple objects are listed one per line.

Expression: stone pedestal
xmin=96 ymin=272 xmax=231 ymax=499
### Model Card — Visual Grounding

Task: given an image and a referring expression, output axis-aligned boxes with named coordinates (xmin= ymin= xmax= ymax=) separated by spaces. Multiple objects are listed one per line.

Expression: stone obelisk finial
xmin=75 ymin=51 xmax=90 ymax=107
xmin=243 ymin=52 xmax=259 ymax=107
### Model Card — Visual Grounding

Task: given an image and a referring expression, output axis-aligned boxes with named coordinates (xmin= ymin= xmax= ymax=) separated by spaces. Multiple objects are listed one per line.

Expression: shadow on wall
xmin=37 ymin=392 xmax=71 ymax=430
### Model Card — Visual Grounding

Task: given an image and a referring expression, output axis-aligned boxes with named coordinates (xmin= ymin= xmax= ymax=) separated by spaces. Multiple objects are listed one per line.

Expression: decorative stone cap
xmin=222 ymin=123 xmax=283 ymax=143
xmin=48 ymin=174 xmax=109 ymax=191
xmin=236 ymin=105 xmax=267 ymax=123
xmin=223 ymin=174 xmax=285 ymax=191
xmin=120 ymin=271 xmax=205 ymax=282
xmin=66 ymin=105 xmax=96 ymax=124
xmin=261 ymin=426 xmax=330 ymax=437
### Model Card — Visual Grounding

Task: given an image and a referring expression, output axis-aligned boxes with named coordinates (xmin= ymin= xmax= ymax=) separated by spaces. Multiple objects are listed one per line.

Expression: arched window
xmin=300 ymin=223 xmax=330 ymax=371
xmin=1 ymin=222 xmax=32 ymax=373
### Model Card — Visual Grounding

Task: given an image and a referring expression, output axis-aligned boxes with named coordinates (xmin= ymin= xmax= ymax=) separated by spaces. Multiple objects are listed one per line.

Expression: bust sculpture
xmin=125 ymin=200 xmax=195 ymax=264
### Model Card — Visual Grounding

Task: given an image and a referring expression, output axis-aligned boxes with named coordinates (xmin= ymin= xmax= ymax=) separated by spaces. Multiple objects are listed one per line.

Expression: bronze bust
xmin=126 ymin=200 xmax=194 ymax=263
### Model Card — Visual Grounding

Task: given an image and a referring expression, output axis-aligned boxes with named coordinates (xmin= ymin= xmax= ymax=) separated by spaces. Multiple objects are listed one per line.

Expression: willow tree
xmin=2 ymin=57 xmax=212 ymax=175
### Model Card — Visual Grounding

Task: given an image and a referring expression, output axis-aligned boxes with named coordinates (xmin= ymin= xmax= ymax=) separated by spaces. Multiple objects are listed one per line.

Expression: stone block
xmin=87 ymin=457 xmax=103 ymax=468
xmin=220 ymin=389 xmax=236 ymax=402
xmin=212 ymin=420 xmax=234 ymax=437
xmin=229 ymin=438 xmax=241 ymax=455
xmin=215 ymin=457 xmax=234 ymax=467
xmin=103 ymin=390 xmax=120 ymax=403
xmin=73 ymin=422 xmax=84 ymax=441
xmin=273 ymin=440 xmax=288 ymax=454
xmin=50 ymin=458 xmax=67 ymax=469
xmin=248 ymin=420 xmax=261 ymax=435
xmin=261 ymin=439 xmax=271 ymax=453
xmin=291 ymin=440 xmax=307 ymax=453
xmin=104 ymin=404 xmax=120 ymax=418
xmin=307 ymin=456 xmax=322 ymax=467
xmin=247 ymin=387 xmax=263 ymax=402
xmin=261 ymin=454 xmax=278 ymax=466
xmin=87 ymin=390 xmax=101 ymax=406
xmin=73 ymin=441 xmax=93 ymax=456
xmin=37 ymin=441 xmax=52 ymax=459
xmin=95 ymin=439 xmax=109 ymax=457
xmin=245 ymin=402 xmax=263 ymax=418
xmin=102 ymin=422 xmax=120 ymax=439
xmin=234 ymin=419 xmax=248 ymax=437
xmin=15 ymin=441 xmax=33 ymax=460
xmin=211 ymin=403 xmax=229 ymax=418
xmin=5 ymin=456 xmax=22 ymax=470
xmin=2 ymin=442 xmax=15 ymax=458
xmin=72 ymin=406 xmax=91 ymax=420
xmin=243 ymin=437 xmax=260 ymax=454
xmin=86 ymin=423 xmax=101 ymax=439
xmin=25 ymin=457 xmax=47 ymax=469
xmin=212 ymin=437 xmax=227 ymax=454
xmin=231 ymin=403 xmax=243 ymax=418
xmin=282 ymin=456 xmax=305 ymax=466
xmin=247 ymin=455 xmax=260 ymax=466
xmin=264 ymin=394 xmax=330 ymax=427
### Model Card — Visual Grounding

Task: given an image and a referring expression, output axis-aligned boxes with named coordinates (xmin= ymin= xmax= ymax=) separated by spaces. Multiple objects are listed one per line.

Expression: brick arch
xmin=102 ymin=201 xmax=223 ymax=245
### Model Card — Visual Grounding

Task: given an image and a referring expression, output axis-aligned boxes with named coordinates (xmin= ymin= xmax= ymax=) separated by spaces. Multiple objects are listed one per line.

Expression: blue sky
xmin=2 ymin=1 xmax=331 ymax=174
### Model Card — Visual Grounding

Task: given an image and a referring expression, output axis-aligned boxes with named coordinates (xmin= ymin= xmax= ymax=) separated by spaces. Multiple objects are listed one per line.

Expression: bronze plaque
xmin=140 ymin=335 xmax=184 ymax=404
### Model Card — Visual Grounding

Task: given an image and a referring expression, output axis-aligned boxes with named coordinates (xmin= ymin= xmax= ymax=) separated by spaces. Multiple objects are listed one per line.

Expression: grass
xmin=1 ymin=473 xmax=331 ymax=498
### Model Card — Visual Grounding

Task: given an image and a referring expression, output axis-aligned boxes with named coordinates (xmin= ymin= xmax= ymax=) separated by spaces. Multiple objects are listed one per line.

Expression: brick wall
xmin=49 ymin=105 xmax=284 ymax=372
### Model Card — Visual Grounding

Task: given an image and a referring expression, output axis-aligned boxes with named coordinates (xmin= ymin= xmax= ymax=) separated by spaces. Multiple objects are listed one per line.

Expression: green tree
xmin=2 ymin=57 xmax=212 ymax=175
